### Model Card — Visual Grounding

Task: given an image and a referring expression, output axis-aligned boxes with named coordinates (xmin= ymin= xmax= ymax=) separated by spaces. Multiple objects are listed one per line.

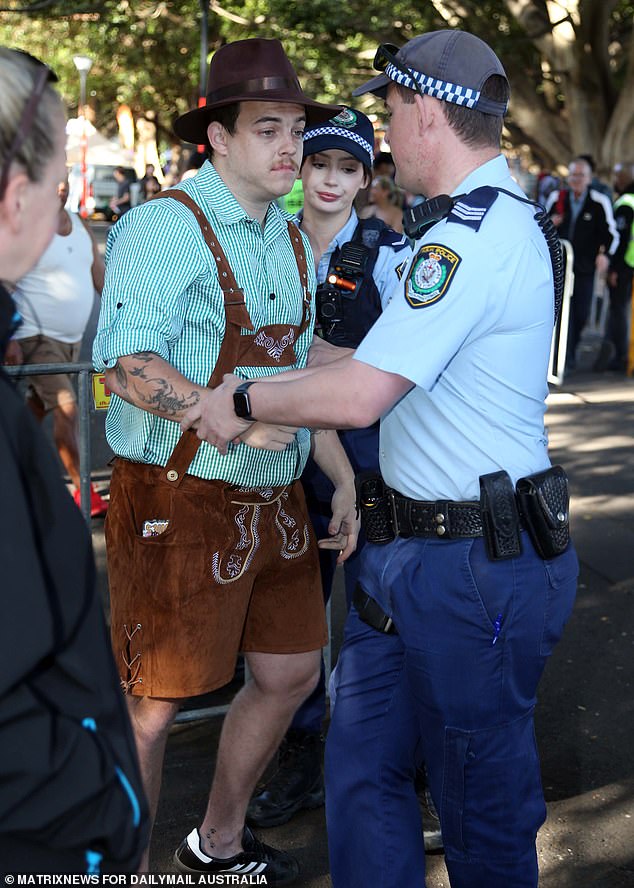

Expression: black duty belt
xmin=357 ymin=468 xmax=570 ymax=562
xmin=392 ymin=495 xmax=484 ymax=539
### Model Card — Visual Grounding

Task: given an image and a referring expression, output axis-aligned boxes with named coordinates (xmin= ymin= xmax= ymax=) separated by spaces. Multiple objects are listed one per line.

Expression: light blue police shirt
xmin=309 ymin=208 xmax=411 ymax=303
xmin=354 ymin=154 xmax=553 ymax=502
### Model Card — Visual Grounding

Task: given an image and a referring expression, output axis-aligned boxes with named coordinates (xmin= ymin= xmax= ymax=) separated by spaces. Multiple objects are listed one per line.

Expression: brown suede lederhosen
xmin=105 ymin=191 xmax=327 ymax=698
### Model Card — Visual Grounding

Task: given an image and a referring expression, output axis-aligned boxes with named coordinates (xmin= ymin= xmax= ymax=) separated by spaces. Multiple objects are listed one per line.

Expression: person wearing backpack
xmin=247 ymin=108 xmax=412 ymax=829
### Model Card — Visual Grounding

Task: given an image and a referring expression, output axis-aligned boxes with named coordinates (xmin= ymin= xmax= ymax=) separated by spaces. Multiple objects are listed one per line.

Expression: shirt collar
xmin=304 ymin=209 xmax=359 ymax=282
xmin=332 ymin=208 xmax=359 ymax=248
xmin=187 ymin=160 xmax=290 ymax=243
xmin=451 ymin=154 xmax=511 ymax=197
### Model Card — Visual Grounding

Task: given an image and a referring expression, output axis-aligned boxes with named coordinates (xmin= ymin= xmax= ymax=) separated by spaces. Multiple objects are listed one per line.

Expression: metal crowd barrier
xmin=548 ymin=239 xmax=574 ymax=386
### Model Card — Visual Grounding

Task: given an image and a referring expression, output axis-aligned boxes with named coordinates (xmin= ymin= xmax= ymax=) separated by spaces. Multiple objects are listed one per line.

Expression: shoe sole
xmin=247 ymin=784 xmax=326 ymax=828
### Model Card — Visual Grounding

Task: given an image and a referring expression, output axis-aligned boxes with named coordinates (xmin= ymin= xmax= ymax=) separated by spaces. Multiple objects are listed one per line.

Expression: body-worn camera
xmin=316 ymin=241 xmax=370 ymax=343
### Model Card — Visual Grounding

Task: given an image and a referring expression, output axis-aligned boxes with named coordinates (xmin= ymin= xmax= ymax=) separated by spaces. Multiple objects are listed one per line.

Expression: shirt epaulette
xmin=380 ymin=229 xmax=410 ymax=252
xmin=356 ymin=217 xmax=410 ymax=252
xmin=447 ymin=185 xmax=499 ymax=232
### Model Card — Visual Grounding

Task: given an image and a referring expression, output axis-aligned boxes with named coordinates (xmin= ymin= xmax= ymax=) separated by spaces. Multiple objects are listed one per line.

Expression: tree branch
xmin=209 ymin=1 xmax=249 ymax=26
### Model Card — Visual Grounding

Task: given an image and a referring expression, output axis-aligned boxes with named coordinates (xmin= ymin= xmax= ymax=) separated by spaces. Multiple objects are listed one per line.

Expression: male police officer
xmin=180 ymin=30 xmax=579 ymax=888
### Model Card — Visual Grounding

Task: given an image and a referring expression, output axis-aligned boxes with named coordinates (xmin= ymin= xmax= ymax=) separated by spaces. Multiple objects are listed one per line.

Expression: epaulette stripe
xmin=452 ymin=205 xmax=487 ymax=219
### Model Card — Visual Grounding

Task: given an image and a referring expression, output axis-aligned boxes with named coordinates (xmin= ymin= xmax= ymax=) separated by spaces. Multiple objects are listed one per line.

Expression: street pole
xmin=73 ymin=55 xmax=93 ymax=219
xmin=199 ymin=0 xmax=209 ymax=102
xmin=197 ymin=0 xmax=210 ymax=153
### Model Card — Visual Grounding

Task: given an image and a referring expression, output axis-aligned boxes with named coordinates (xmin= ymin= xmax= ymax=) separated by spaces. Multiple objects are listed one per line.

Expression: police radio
xmin=402 ymin=194 xmax=461 ymax=240
xmin=316 ymin=241 xmax=371 ymax=338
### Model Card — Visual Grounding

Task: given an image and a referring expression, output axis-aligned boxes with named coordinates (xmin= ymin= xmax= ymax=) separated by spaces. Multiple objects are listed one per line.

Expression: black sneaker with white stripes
xmin=173 ymin=825 xmax=299 ymax=884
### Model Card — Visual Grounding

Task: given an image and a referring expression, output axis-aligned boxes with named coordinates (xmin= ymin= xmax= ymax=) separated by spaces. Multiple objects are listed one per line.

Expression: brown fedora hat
xmin=174 ymin=38 xmax=341 ymax=144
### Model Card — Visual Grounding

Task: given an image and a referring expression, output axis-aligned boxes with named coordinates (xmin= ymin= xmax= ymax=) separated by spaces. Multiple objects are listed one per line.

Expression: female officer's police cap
xmin=302 ymin=107 xmax=374 ymax=169
xmin=353 ymin=29 xmax=509 ymax=118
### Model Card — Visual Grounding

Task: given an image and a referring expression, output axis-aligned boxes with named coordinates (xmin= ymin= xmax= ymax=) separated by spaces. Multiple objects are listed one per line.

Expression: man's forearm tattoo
xmin=121 ymin=352 xmax=201 ymax=417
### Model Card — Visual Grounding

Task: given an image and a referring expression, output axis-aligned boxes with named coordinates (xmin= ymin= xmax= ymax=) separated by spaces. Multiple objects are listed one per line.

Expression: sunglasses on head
xmin=373 ymin=43 xmax=425 ymax=100
xmin=0 ymin=51 xmax=59 ymax=201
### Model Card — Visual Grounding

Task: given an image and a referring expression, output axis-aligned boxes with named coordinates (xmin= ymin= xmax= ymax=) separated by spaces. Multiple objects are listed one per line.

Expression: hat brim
xmin=352 ymin=73 xmax=390 ymax=99
xmin=174 ymin=93 xmax=342 ymax=145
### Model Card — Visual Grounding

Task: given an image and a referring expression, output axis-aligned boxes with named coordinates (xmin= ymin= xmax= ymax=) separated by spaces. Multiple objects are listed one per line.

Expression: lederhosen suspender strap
xmin=149 ymin=190 xmax=311 ymax=487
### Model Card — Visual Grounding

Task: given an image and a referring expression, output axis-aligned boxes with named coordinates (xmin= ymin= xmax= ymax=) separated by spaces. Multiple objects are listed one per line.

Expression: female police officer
xmin=247 ymin=108 xmax=411 ymax=829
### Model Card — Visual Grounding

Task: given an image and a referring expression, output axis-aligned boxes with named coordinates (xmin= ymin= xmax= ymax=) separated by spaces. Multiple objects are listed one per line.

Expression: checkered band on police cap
xmin=303 ymin=107 xmax=374 ymax=169
xmin=353 ymin=30 xmax=509 ymax=117
xmin=385 ymin=62 xmax=482 ymax=109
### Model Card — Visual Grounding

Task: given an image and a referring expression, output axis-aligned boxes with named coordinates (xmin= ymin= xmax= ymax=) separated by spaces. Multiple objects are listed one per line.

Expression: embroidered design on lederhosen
xmin=276 ymin=490 xmax=310 ymax=559
xmin=253 ymin=327 xmax=296 ymax=362
xmin=121 ymin=622 xmax=143 ymax=693
xmin=211 ymin=488 xmax=310 ymax=584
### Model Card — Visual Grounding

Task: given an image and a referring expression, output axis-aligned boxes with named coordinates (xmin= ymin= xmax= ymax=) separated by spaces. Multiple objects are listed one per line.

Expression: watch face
xmin=233 ymin=390 xmax=251 ymax=419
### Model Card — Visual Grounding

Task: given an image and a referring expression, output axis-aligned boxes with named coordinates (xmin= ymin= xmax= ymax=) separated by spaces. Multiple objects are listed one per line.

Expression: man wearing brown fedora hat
xmin=93 ymin=38 xmax=356 ymax=881
xmin=178 ymin=28 xmax=579 ymax=888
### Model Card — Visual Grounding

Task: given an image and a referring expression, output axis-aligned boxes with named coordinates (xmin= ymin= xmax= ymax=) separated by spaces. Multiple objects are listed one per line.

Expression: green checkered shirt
xmin=93 ymin=161 xmax=315 ymax=486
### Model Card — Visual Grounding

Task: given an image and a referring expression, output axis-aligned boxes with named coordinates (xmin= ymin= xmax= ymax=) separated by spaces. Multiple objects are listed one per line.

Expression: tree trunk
xmin=602 ymin=27 xmax=634 ymax=172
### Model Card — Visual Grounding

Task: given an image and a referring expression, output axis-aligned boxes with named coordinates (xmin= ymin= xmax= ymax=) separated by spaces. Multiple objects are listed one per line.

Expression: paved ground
xmin=82 ymin=224 xmax=634 ymax=885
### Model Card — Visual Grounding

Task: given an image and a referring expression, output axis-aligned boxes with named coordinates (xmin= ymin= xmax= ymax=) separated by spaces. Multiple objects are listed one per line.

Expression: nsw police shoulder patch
xmin=405 ymin=244 xmax=461 ymax=309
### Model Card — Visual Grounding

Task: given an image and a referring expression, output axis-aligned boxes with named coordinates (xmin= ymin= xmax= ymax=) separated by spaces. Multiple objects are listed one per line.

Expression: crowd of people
xmin=0 ymin=20 xmax=633 ymax=888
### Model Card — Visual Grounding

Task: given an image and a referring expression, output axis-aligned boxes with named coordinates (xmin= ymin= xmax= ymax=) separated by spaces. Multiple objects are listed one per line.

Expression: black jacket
xmin=547 ymin=187 xmax=618 ymax=275
xmin=0 ymin=285 xmax=148 ymax=874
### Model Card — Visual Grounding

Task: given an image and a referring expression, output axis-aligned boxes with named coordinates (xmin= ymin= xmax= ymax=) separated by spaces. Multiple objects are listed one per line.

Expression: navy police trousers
xmin=325 ymin=532 xmax=578 ymax=888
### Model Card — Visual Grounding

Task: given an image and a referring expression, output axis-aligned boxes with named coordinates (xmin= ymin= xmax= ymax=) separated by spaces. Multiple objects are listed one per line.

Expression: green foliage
xmin=0 ymin=1 xmax=211 ymax=140
xmin=0 ymin=0 xmax=631 ymax=164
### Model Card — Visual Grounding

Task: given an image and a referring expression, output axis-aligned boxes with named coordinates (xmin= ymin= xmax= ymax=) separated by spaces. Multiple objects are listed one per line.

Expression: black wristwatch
xmin=233 ymin=380 xmax=257 ymax=421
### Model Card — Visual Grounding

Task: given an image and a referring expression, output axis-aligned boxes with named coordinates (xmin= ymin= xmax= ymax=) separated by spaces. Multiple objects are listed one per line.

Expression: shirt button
xmin=436 ymin=525 xmax=446 ymax=536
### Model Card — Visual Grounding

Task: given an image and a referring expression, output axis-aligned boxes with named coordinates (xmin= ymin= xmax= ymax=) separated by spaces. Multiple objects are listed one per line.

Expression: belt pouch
xmin=479 ymin=470 xmax=522 ymax=560
xmin=516 ymin=465 xmax=570 ymax=559
xmin=355 ymin=471 xmax=395 ymax=544
xmin=352 ymin=584 xmax=396 ymax=634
